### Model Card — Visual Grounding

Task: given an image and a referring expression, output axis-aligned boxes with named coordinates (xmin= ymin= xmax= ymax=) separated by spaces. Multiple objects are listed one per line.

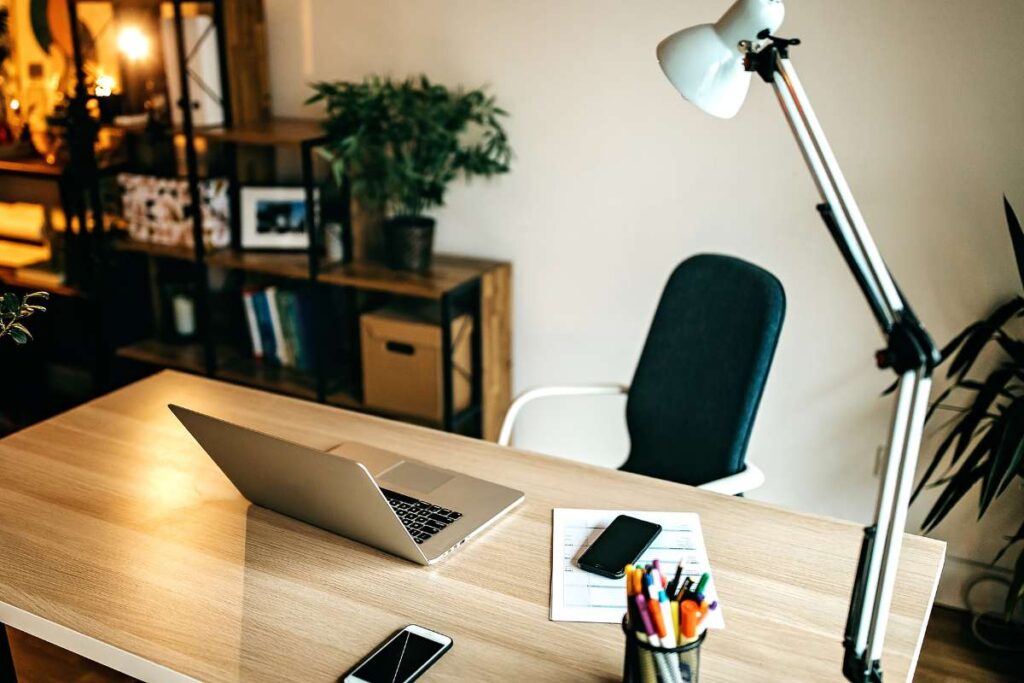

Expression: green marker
xmin=695 ymin=572 xmax=710 ymax=596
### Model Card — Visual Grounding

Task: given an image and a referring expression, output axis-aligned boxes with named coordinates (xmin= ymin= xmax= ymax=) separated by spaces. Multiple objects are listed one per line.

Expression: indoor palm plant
xmin=308 ymin=75 xmax=512 ymax=272
xmin=913 ymin=197 xmax=1024 ymax=620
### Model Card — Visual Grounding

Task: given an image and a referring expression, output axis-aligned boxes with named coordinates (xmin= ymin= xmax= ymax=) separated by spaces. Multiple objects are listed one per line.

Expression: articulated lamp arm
xmin=743 ymin=34 xmax=940 ymax=683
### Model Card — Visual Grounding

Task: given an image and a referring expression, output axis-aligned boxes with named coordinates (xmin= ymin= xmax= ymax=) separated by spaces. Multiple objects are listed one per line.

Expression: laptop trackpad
xmin=379 ymin=462 xmax=454 ymax=494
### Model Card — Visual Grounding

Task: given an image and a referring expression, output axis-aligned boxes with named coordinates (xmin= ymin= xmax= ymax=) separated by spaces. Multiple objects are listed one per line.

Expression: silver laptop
xmin=169 ymin=405 xmax=524 ymax=565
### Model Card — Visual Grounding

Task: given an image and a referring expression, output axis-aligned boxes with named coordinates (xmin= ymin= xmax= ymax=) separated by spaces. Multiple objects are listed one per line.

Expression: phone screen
xmin=577 ymin=515 xmax=662 ymax=578
xmin=349 ymin=629 xmax=448 ymax=683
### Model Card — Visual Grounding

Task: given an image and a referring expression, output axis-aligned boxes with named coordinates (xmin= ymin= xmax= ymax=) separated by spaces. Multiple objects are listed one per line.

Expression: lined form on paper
xmin=550 ymin=509 xmax=725 ymax=627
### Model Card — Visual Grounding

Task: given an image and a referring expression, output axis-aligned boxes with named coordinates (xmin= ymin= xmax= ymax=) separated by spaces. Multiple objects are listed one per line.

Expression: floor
xmin=4 ymin=606 xmax=1020 ymax=681
xmin=914 ymin=606 xmax=1020 ymax=682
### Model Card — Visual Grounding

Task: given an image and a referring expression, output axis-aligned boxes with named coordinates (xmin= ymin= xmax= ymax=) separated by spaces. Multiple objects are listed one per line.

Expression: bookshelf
xmin=0 ymin=0 xmax=513 ymax=441
xmin=114 ymin=238 xmax=512 ymax=438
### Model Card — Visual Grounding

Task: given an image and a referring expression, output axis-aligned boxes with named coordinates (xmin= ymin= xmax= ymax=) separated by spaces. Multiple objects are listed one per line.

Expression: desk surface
xmin=0 ymin=371 xmax=944 ymax=682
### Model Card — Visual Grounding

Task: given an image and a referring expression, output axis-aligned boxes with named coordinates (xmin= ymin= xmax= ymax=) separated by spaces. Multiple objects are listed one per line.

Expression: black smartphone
xmin=576 ymin=515 xmax=663 ymax=579
xmin=343 ymin=625 xmax=453 ymax=683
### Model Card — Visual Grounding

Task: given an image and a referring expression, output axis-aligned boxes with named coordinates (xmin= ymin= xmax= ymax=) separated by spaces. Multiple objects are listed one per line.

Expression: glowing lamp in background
xmin=117 ymin=26 xmax=151 ymax=62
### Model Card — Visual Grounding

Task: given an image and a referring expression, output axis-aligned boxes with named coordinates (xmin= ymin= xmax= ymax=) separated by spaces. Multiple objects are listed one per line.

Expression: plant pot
xmin=384 ymin=216 xmax=435 ymax=272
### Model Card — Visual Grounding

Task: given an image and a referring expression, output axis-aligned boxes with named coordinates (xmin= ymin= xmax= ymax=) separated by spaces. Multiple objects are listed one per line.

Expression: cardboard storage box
xmin=360 ymin=307 xmax=473 ymax=422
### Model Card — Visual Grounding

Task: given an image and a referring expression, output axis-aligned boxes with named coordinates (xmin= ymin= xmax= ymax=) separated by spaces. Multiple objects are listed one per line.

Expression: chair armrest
xmin=696 ymin=461 xmax=765 ymax=496
xmin=498 ymin=383 xmax=629 ymax=446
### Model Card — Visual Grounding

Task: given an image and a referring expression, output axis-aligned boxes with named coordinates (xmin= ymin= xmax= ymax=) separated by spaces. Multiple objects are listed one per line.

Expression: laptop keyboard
xmin=382 ymin=489 xmax=463 ymax=545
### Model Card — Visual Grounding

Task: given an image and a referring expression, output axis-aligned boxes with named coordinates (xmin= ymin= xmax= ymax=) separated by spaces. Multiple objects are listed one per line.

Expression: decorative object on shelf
xmin=160 ymin=13 xmax=223 ymax=127
xmin=0 ymin=6 xmax=23 ymax=152
xmin=0 ymin=290 xmax=47 ymax=344
xmin=240 ymin=186 xmax=318 ymax=251
xmin=360 ymin=304 xmax=473 ymax=422
xmin=324 ymin=221 xmax=345 ymax=263
xmin=309 ymin=75 xmax=512 ymax=272
xmin=22 ymin=0 xmax=120 ymax=110
xmin=0 ymin=201 xmax=50 ymax=269
xmin=118 ymin=173 xmax=230 ymax=248
xmin=171 ymin=292 xmax=196 ymax=338
xmin=910 ymin=197 xmax=1024 ymax=624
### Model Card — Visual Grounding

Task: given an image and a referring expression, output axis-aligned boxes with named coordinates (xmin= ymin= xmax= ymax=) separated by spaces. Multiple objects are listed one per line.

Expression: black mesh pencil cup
xmin=621 ymin=617 xmax=707 ymax=683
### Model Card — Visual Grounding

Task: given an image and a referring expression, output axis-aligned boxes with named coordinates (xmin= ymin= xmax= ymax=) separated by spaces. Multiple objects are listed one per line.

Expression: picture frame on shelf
xmin=240 ymin=186 xmax=319 ymax=251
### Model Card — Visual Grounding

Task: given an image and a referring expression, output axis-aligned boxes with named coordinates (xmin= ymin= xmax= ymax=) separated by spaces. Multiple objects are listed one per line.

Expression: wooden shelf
xmin=0 ymin=158 xmax=64 ymax=178
xmin=114 ymin=239 xmax=197 ymax=262
xmin=207 ymin=250 xmax=318 ymax=280
xmin=200 ymin=118 xmax=326 ymax=146
xmin=0 ymin=268 xmax=83 ymax=298
xmin=319 ymin=254 xmax=502 ymax=299
xmin=116 ymin=338 xmax=206 ymax=374
xmin=116 ymin=338 xmax=321 ymax=402
xmin=114 ymin=238 xmax=504 ymax=298
xmin=216 ymin=348 xmax=319 ymax=401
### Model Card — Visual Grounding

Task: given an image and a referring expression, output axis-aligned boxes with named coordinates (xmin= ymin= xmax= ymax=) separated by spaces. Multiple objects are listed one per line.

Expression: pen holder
xmin=621 ymin=617 xmax=706 ymax=683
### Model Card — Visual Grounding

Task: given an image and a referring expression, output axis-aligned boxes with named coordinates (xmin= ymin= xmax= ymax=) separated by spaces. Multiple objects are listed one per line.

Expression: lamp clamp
xmin=742 ymin=31 xmax=802 ymax=82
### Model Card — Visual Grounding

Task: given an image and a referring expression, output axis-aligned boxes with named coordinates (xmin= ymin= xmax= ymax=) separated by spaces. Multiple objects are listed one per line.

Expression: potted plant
xmin=308 ymin=75 xmax=512 ymax=272
xmin=911 ymin=197 xmax=1024 ymax=623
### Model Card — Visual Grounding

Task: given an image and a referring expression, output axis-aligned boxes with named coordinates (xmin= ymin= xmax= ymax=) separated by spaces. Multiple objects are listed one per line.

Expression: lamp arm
xmin=745 ymin=38 xmax=940 ymax=683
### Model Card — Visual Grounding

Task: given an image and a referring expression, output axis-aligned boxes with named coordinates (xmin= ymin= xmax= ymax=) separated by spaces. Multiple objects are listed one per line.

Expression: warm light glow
xmin=117 ymin=26 xmax=151 ymax=61
xmin=9 ymin=98 xmax=19 ymax=111
xmin=95 ymin=75 xmax=116 ymax=97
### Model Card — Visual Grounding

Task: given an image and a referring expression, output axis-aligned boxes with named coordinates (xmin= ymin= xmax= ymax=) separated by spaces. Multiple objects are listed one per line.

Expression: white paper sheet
xmin=550 ymin=508 xmax=724 ymax=628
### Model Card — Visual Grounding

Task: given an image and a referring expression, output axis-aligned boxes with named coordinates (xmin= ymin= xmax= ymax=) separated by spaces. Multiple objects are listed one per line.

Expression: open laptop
xmin=169 ymin=405 xmax=524 ymax=565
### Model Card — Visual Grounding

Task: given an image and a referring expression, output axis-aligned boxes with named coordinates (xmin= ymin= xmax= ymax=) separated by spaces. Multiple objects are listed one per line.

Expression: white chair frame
xmin=498 ymin=384 xmax=765 ymax=496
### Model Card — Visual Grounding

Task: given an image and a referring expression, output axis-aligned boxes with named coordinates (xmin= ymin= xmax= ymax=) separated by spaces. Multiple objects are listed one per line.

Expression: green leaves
xmin=911 ymin=198 xmax=1024 ymax=618
xmin=1005 ymin=196 xmax=1024 ymax=292
xmin=309 ymin=75 xmax=512 ymax=217
xmin=1 ymin=292 xmax=18 ymax=315
xmin=0 ymin=290 xmax=47 ymax=344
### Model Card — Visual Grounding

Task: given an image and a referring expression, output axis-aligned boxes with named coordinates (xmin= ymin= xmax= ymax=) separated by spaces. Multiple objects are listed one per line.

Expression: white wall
xmin=265 ymin=0 xmax=1024 ymax=604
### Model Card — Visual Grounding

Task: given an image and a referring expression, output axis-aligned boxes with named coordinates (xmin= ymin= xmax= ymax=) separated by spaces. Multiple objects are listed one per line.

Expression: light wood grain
xmin=0 ymin=371 xmax=944 ymax=682
xmin=480 ymin=263 xmax=512 ymax=441
xmin=319 ymin=254 xmax=504 ymax=299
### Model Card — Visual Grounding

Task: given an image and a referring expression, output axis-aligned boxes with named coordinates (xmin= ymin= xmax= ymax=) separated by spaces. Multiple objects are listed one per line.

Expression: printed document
xmin=550 ymin=508 xmax=724 ymax=627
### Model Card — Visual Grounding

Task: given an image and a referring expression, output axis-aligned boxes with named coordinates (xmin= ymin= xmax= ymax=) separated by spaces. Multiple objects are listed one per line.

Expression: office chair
xmin=499 ymin=254 xmax=785 ymax=495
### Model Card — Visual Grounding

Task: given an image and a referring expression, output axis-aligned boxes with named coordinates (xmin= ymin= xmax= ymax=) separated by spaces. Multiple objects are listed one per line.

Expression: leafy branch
xmin=0 ymin=291 xmax=48 ymax=344
xmin=913 ymin=197 xmax=1024 ymax=617
xmin=308 ymin=75 xmax=512 ymax=218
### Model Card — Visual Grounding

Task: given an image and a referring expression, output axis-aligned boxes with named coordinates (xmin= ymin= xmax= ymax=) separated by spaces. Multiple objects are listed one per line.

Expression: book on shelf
xmin=275 ymin=289 xmax=307 ymax=371
xmin=240 ymin=286 xmax=315 ymax=370
xmin=249 ymin=289 xmax=278 ymax=366
xmin=264 ymin=286 xmax=293 ymax=367
xmin=241 ymin=289 xmax=263 ymax=360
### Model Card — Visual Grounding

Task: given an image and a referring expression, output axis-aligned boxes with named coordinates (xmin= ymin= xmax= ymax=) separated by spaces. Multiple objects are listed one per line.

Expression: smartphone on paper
xmin=576 ymin=515 xmax=663 ymax=579
xmin=343 ymin=625 xmax=452 ymax=683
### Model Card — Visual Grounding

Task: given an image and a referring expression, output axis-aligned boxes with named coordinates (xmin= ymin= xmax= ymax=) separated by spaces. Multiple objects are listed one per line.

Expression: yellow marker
xmin=625 ymin=564 xmax=635 ymax=596
xmin=670 ymin=600 xmax=680 ymax=640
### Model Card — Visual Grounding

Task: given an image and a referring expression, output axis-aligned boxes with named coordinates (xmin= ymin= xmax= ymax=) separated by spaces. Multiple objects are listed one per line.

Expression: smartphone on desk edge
xmin=343 ymin=624 xmax=452 ymax=683
xmin=576 ymin=514 xmax=663 ymax=579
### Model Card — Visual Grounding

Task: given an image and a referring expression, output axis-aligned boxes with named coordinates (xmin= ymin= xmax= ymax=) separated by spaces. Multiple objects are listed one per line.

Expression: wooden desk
xmin=0 ymin=371 xmax=944 ymax=682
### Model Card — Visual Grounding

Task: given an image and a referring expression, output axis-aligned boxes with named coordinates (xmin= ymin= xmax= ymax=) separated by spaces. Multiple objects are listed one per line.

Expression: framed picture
xmin=240 ymin=186 xmax=319 ymax=250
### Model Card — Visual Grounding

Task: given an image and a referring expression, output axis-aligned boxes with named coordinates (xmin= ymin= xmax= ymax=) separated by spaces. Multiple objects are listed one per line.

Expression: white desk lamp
xmin=656 ymin=1 xmax=940 ymax=681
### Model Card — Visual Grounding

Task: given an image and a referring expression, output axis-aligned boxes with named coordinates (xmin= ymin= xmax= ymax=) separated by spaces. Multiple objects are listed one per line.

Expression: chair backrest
xmin=621 ymin=254 xmax=785 ymax=486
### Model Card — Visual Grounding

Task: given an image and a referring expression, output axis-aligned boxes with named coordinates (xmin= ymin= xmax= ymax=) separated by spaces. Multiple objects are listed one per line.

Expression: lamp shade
xmin=657 ymin=0 xmax=785 ymax=118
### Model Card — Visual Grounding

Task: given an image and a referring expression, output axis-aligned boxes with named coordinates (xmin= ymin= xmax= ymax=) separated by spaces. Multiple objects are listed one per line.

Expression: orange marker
xmin=648 ymin=595 xmax=667 ymax=638
xmin=680 ymin=599 xmax=701 ymax=639
xmin=631 ymin=567 xmax=644 ymax=597
xmin=625 ymin=564 xmax=636 ymax=596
